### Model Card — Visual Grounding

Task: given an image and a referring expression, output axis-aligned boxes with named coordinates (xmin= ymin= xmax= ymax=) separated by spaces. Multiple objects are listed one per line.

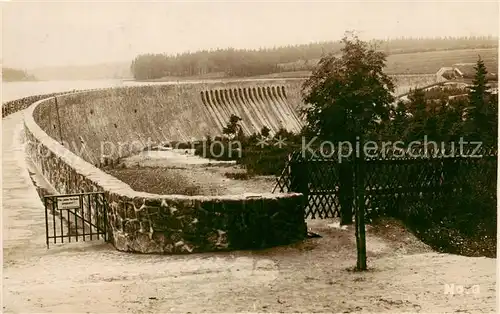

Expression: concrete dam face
xmin=33 ymin=79 xmax=305 ymax=164
xmin=32 ymin=75 xmax=436 ymax=165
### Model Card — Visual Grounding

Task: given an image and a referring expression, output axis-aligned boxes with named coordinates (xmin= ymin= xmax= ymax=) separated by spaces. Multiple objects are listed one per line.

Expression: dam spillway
xmin=200 ymin=85 xmax=302 ymax=135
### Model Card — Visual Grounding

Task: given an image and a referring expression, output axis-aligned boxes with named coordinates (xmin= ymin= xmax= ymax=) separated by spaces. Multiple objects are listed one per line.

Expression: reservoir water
xmin=2 ymin=79 xmax=134 ymax=102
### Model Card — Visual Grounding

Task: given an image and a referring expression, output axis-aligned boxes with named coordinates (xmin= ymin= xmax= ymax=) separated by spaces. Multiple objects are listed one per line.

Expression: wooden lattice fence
xmin=273 ymin=145 xmax=497 ymax=220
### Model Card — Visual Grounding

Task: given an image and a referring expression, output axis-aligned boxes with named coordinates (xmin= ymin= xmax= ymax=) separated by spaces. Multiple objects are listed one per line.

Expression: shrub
xmin=396 ymin=159 xmax=497 ymax=257
xmin=224 ymin=172 xmax=251 ymax=180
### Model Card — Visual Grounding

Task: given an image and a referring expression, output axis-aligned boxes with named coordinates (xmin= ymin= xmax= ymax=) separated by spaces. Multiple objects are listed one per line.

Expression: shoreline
xmin=131 ymin=72 xmax=440 ymax=83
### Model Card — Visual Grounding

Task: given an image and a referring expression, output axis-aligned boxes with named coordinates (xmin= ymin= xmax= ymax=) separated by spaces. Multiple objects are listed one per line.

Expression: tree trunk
xmin=339 ymin=160 xmax=354 ymax=225
xmin=355 ymin=138 xmax=367 ymax=271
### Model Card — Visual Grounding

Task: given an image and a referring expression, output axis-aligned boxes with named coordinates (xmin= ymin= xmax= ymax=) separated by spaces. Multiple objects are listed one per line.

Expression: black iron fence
xmin=44 ymin=192 xmax=108 ymax=248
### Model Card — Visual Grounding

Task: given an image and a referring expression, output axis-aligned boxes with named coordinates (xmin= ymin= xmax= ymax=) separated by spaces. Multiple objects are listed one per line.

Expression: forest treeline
xmin=3 ymin=67 xmax=36 ymax=82
xmin=131 ymin=36 xmax=499 ymax=80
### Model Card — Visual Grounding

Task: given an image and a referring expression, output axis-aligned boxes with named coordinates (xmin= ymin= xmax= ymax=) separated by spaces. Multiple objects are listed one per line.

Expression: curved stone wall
xmin=3 ymin=92 xmax=70 ymax=118
xmin=23 ymin=89 xmax=307 ymax=254
xmin=2 ymin=88 xmax=111 ymax=118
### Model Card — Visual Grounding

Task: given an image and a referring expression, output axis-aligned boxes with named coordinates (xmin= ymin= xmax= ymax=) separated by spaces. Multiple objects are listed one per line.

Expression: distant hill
xmin=279 ymin=47 xmax=498 ymax=75
xmin=28 ymin=62 xmax=132 ymax=81
xmin=131 ymin=36 xmax=499 ymax=80
xmin=2 ymin=67 xmax=37 ymax=82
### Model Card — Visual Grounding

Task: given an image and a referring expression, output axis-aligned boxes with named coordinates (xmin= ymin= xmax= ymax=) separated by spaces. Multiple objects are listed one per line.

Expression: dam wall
xmin=3 ymin=94 xmax=55 ymax=118
xmin=24 ymin=91 xmax=307 ymax=254
xmin=33 ymin=80 xmax=305 ymax=165
xmin=32 ymin=75 xmax=438 ymax=166
xmin=15 ymin=75 xmax=437 ymax=167
xmin=3 ymin=92 xmax=76 ymax=118
xmin=3 ymin=73 xmax=437 ymax=121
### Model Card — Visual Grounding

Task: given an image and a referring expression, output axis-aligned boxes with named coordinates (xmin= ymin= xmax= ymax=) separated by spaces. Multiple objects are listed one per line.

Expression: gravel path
xmin=3 ymin=111 xmax=497 ymax=313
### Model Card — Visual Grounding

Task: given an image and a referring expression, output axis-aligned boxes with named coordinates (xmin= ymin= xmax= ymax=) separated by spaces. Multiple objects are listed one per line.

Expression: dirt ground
xmin=106 ymin=165 xmax=275 ymax=196
xmin=4 ymin=217 xmax=497 ymax=313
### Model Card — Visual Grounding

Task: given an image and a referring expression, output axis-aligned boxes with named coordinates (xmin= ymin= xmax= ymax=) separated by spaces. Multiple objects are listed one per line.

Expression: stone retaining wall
xmin=3 ymin=93 xmax=62 ymax=118
xmin=2 ymin=88 xmax=107 ymax=118
xmin=23 ymin=92 xmax=307 ymax=253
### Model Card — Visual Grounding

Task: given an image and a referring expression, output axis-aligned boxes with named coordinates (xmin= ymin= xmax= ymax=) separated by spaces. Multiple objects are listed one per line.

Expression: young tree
xmin=222 ymin=114 xmax=243 ymax=139
xmin=301 ymin=32 xmax=395 ymax=142
xmin=441 ymin=97 xmax=468 ymax=143
xmin=260 ymin=126 xmax=271 ymax=138
xmin=381 ymin=100 xmax=410 ymax=141
xmin=469 ymin=56 xmax=488 ymax=106
xmin=301 ymin=32 xmax=395 ymax=271
xmin=466 ymin=56 xmax=497 ymax=146
xmin=405 ymin=88 xmax=429 ymax=142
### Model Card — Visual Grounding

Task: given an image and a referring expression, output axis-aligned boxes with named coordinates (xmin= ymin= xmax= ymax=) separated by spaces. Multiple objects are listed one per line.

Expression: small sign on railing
xmin=44 ymin=192 xmax=108 ymax=248
xmin=56 ymin=196 xmax=80 ymax=210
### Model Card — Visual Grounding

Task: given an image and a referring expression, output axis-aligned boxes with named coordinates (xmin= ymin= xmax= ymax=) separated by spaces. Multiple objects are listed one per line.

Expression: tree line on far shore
xmin=130 ymin=36 xmax=498 ymax=80
xmin=3 ymin=67 xmax=37 ymax=82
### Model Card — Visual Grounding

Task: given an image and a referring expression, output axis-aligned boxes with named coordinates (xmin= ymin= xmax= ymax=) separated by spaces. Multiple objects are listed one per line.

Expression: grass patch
xmin=384 ymin=48 xmax=498 ymax=74
xmin=396 ymin=170 xmax=497 ymax=258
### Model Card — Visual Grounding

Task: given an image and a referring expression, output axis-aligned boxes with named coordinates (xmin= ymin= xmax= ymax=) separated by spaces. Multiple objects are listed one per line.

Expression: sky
xmin=2 ymin=1 xmax=499 ymax=69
